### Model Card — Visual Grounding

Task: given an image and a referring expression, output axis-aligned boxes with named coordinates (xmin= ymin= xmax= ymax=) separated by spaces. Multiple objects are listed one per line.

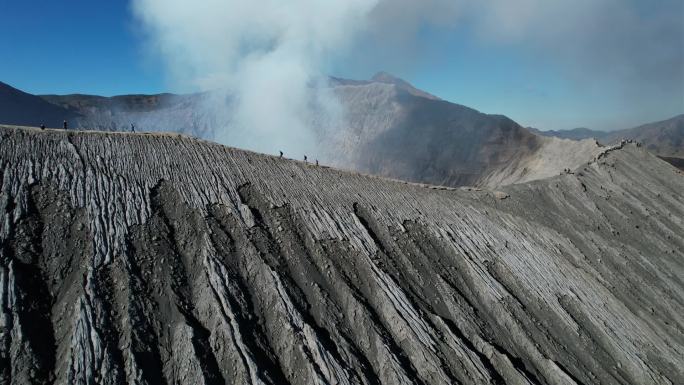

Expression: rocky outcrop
xmin=1 ymin=125 xmax=683 ymax=385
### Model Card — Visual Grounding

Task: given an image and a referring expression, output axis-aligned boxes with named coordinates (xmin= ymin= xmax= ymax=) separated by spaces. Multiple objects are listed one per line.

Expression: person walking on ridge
xmin=63 ymin=120 xmax=68 ymax=130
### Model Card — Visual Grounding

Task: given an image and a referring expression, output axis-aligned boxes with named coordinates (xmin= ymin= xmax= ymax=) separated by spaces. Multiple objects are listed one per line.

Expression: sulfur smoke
xmin=132 ymin=0 xmax=682 ymax=150
xmin=132 ymin=0 xmax=384 ymax=157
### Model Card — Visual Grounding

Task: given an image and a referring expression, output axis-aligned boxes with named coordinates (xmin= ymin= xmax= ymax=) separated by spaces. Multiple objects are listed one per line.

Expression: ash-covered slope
xmin=325 ymin=76 xmax=602 ymax=188
xmin=1 ymin=126 xmax=683 ymax=385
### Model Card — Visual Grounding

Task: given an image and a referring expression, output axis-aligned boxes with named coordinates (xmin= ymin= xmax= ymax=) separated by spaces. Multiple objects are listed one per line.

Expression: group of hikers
xmin=38 ymin=120 xmax=69 ymax=130
xmin=39 ymin=120 xmax=137 ymax=132
xmin=280 ymin=151 xmax=319 ymax=166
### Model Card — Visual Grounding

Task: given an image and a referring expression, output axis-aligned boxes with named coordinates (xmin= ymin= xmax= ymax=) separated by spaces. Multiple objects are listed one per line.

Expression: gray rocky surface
xmin=0 ymin=125 xmax=683 ymax=384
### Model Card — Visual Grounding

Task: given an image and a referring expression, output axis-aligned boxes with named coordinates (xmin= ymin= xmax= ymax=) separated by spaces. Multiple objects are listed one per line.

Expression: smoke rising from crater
xmin=132 ymin=0 xmax=383 ymax=157
xmin=132 ymin=0 xmax=682 ymax=149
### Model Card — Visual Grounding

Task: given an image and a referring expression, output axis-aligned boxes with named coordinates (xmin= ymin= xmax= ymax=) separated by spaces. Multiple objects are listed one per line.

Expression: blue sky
xmin=0 ymin=1 xmax=163 ymax=95
xmin=1 ymin=0 xmax=682 ymax=131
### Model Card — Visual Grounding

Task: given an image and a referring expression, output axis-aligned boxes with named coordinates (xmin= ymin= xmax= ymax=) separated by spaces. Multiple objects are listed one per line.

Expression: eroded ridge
xmin=0 ymin=126 xmax=683 ymax=385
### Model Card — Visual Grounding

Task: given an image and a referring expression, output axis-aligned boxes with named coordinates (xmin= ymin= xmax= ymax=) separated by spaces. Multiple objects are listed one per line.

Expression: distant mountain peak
xmin=371 ymin=71 xmax=409 ymax=85
xmin=370 ymin=72 xmax=441 ymax=100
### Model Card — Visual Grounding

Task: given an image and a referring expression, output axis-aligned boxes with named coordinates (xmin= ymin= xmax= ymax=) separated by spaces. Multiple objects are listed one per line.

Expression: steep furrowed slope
xmin=0 ymin=126 xmax=682 ymax=385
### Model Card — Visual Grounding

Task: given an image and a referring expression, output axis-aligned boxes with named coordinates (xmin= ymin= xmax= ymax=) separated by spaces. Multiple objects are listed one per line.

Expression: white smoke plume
xmin=132 ymin=0 xmax=682 ymax=148
xmin=132 ymin=0 xmax=382 ymax=157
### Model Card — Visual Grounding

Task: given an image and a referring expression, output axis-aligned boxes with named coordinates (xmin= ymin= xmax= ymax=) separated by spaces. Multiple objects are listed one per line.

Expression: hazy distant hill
xmin=529 ymin=126 xmax=606 ymax=141
xmin=602 ymin=115 xmax=684 ymax=158
xmin=534 ymin=115 xmax=684 ymax=158
xmin=0 ymin=81 xmax=77 ymax=127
